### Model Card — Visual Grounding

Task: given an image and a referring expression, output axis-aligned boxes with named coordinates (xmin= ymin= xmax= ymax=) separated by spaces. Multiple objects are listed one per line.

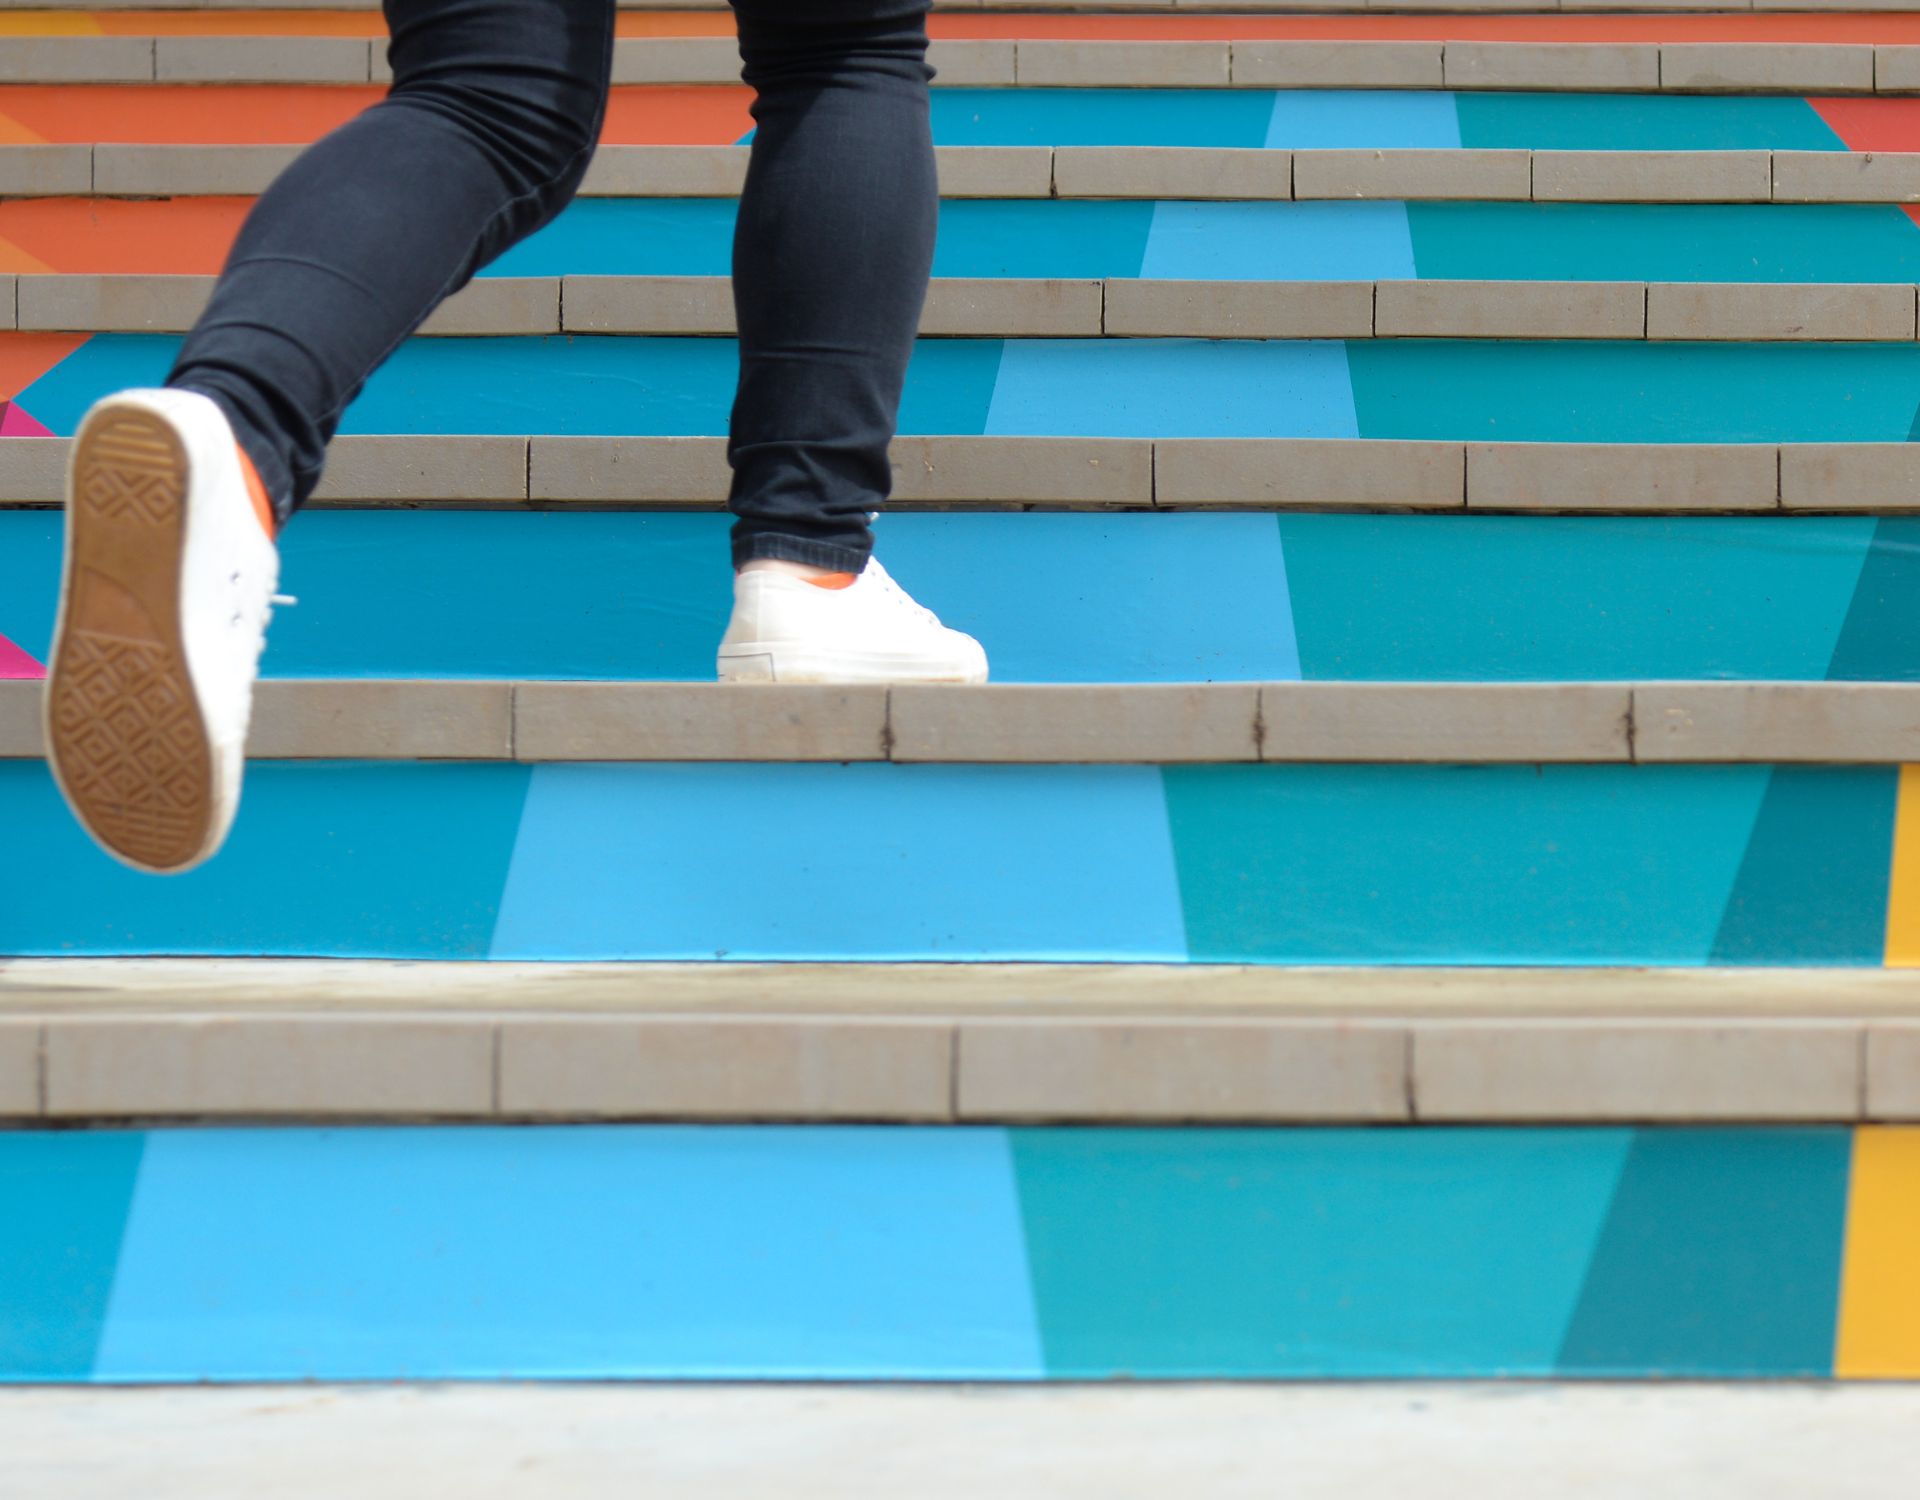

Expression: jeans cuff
xmin=732 ymin=533 xmax=873 ymax=572
xmin=173 ymin=382 xmax=296 ymax=525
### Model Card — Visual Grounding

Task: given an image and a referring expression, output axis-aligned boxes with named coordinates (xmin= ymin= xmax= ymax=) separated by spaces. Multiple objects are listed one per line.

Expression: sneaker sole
xmin=46 ymin=405 xmax=215 ymax=874
xmin=717 ymin=645 xmax=987 ymax=686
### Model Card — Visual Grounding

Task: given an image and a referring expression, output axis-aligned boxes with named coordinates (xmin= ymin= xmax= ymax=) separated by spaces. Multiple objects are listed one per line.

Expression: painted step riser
xmin=24 ymin=332 xmax=1920 ymax=443
xmin=15 ymin=273 xmax=1920 ymax=342
xmin=4 ymin=759 xmax=1920 ymax=964
xmin=1 ymin=1123 xmax=1914 ymax=1381
xmin=15 ymin=510 xmax=1920 ymax=686
xmin=6 ymin=88 xmax=1918 ymax=157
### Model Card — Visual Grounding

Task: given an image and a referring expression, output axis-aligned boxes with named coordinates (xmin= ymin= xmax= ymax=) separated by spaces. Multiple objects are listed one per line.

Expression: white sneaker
xmin=45 ymin=389 xmax=281 ymax=874
xmin=717 ymin=557 xmax=988 ymax=684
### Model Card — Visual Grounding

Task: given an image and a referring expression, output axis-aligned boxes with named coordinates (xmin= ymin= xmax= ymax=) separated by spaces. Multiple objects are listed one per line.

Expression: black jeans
xmin=167 ymin=0 xmax=937 ymax=572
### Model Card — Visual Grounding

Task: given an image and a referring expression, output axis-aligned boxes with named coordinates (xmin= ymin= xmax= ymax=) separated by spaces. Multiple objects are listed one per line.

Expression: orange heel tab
xmin=236 ymin=446 xmax=277 ymax=539
xmin=805 ymin=572 xmax=858 ymax=591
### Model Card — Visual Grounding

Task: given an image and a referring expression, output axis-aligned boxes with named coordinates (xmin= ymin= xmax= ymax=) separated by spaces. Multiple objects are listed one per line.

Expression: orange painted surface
xmin=1811 ymin=95 xmax=1920 ymax=152
xmin=0 ymin=84 xmax=751 ymax=145
xmin=0 ymin=84 xmax=377 ymax=143
xmin=0 ymin=198 xmax=247 ymax=274
xmin=0 ymin=333 xmax=89 ymax=401
xmin=6 ymin=10 xmax=1920 ymax=42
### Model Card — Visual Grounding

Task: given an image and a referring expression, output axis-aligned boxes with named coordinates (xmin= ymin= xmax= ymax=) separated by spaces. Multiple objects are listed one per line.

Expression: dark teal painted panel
xmin=0 ymin=762 xmax=530 ymax=957
xmin=1163 ymin=765 xmax=1767 ymax=965
xmin=13 ymin=336 xmax=1005 ymax=441
xmin=929 ymin=88 xmax=1273 ymax=147
xmin=1348 ymin=341 xmax=1920 ymax=443
xmin=1828 ymin=519 xmax=1920 ymax=682
xmin=1012 ymin=1127 xmax=1630 ymax=1378
xmin=0 ymin=1133 xmax=144 ymax=1379
xmin=1556 ymin=1130 xmax=1851 ymax=1378
xmin=1710 ymin=768 xmax=1899 ymax=966
xmin=1455 ymin=94 xmax=1844 ymax=153
xmin=1407 ymin=202 xmax=1920 ymax=285
xmin=1276 ymin=514 xmax=1873 ymax=683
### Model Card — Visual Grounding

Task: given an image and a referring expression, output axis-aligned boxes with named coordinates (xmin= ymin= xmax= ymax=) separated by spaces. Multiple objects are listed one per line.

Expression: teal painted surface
xmin=1556 ymin=1130 xmax=1851 ymax=1377
xmin=1455 ymin=94 xmax=1844 ymax=152
xmin=491 ymin=764 xmax=1187 ymax=961
xmin=94 ymin=1127 xmax=1043 ymax=1381
xmin=0 ymin=1134 xmax=145 ymax=1380
xmin=931 ymin=88 xmax=1273 ymax=147
xmin=0 ymin=509 xmax=57 ymax=662
xmin=1162 ymin=765 xmax=1770 ymax=965
xmin=1011 ymin=1127 xmax=1631 ymax=1377
xmin=1407 ymin=202 xmax=1920 ymax=284
xmin=1710 ymin=768 xmax=1900 ymax=966
xmin=481 ymin=198 xmax=1920 ymax=286
xmin=0 ymin=761 xmax=530 ymax=957
xmin=1827 ymin=519 xmax=1920 ymax=681
xmin=1276 ymin=515 xmax=1875 ymax=682
xmin=1347 ymin=341 xmax=1920 ymax=443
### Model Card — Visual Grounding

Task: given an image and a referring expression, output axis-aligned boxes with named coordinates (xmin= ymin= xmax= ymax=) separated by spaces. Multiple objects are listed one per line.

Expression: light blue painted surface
xmin=1014 ymin=1127 xmax=1633 ymax=1377
xmin=986 ymin=339 xmax=1358 ymax=438
xmin=94 ymin=1126 xmax=1043 ymax=1380
xmin=1276 ymin=514 xmax=1877 ymax=681
xmin=1164 ymin=764 xmax=1775 ymax=965
xmin=0 ymin=761 xmax=528 ymax=958
xmin=875 ymin=512 xmax=1300 ymax=683
xmin=490 ymin=763 xmax=1187 ymax=960
xmin=1141 ymin=201 xmax=1415 ymax=281
xmin=931 ymin=88 xmax=1273 ymax=147
xmin=13 ymin=333 xmax=176 ymax=436
xmin=1265 ymin=90 xmax=1461 ymax=150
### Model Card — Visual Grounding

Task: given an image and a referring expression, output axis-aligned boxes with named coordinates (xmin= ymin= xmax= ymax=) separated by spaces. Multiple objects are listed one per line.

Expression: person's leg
xmin=170 ymin=0 xmax=617 ymax=521
xmin=724 ymin=0 xmax=938 ymax=574
xmin=48 ymin=0 xmax=615 ymax=873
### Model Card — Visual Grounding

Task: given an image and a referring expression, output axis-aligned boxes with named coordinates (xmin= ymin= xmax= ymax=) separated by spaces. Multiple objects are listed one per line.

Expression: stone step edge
xmin=2 ymin=680 xmax=1917 ymax=764
xmin=0 ymin=977 xmax=1910 ymax=1121
xmin=0 ymin=1 xmax=1903 ymax=14
xmin=15 ymin=273 xmax=1920 ymax=342
xmin=0 ymin=437 xmax=1907 ymax=514
xmin=2 ymin=1 xmax=1902 ymax=14
xmin=14 ymin=35 xmax=1920 ymax=93
xmin=36 ymin=144 xmax=1920 ymax=203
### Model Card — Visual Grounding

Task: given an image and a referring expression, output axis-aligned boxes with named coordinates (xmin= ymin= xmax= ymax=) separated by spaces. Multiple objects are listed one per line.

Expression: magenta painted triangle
xmin=0 ymin=633 xmax=42 ymax=680
xmin=0 ymin=401 xmax=54 ymax=438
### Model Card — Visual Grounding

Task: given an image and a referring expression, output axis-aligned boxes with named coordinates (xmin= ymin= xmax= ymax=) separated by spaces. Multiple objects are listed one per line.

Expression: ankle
xmin=739 ymin=558 xmax=857 ymax=589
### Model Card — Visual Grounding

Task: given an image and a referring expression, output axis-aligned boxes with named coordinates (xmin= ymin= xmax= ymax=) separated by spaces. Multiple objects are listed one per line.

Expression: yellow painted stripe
xmin=1836 ymin=1127 xmax=1920 ymax=1378
xmin=1884 ymin=765 xmax=1920 ymax=966
xmin=0 ymin=14 xmax=101 ymax=35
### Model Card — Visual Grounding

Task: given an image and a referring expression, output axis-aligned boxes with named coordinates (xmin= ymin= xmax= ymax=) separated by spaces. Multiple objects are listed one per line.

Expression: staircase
xmin=4 ymin=0 xmax=1920 ymax=1389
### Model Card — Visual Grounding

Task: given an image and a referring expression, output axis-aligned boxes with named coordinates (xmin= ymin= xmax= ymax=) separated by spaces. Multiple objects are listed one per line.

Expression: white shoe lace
xmin=860 ymin=558 xmax=940 ymax=628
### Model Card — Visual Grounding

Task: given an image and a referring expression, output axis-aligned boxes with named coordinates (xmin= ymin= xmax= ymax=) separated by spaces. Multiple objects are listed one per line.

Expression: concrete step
xmin=1 ymin=957 xmax=1915 ymax=1122
xmin=7 ymin=679 xmax=1920 ymax=764
xmin=12 ymin=33 xmax=1920 ymax=92
xmin=14 ymin=271 xmax=1920 ymax=341
xmin=27 ymin=143 xmax=1919 ymax=203
xmin=5 ymin=1384 xmax=1917 ymax=1500
xmin=6 ymin=435 xmax=1918 ymax=514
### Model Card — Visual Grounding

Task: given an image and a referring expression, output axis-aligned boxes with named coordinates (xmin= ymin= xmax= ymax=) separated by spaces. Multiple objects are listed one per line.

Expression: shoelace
xmin=861 ymin=559 xmax=939 ymax=628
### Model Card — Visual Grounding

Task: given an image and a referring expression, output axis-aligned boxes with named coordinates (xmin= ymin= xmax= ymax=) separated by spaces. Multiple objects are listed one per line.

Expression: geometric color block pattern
xmin=1 ymin=1123 xmax=1915 ymax=1382
xmin=5 ymin=512 xmax=1917 ymax=687
xmin=2 ymin=759 xmax=1917 ymax=965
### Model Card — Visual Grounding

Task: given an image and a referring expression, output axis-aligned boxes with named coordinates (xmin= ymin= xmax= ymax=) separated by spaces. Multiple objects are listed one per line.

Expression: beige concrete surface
xmin=12 ymin=959 xmax=1920 ymax=1022
xmin=3 ymin=1384 xmax=1918 ymax=1500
